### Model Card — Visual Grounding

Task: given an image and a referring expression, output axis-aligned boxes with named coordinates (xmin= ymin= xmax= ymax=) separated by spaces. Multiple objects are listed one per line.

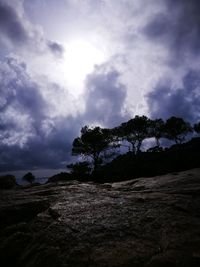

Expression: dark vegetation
xmin=0 ymin=175 xmax=16 ymax=189
xmin=47 ymin=172 xmax=72 ymax=183
xmin=1 ymin=116 xmax=199 ymax=187
xmin=100 ymin=137 xmax=200 ymax=182
xmin=22 ymin=172 xmax=35 ymax=184
xmin=66 ymin=116 xmax=200 ymax=182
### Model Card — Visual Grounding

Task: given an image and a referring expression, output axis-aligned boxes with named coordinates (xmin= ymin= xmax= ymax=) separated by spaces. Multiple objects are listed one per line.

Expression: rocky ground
xmin=0 ymin=169 xmax=200 ymax=267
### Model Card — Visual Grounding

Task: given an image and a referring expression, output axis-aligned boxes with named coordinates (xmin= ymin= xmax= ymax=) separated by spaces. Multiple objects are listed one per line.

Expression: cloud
xmin=0 ymin=0 xmax=64 ymax=58
xmin=0 ymin=57 xmax=46 ymax=133
xmin=83 ymin=65 xmax=128 ymax=127
xmin=0 ymin=1 xmax=28 ymax=45
xmin=146 ymin=69 xmax=200 ymax=122
xmin=0 ymin=56 xmax=80 ymax=172
xmin=47 ymin=41 xmax=65 ymax=57
xmin=0 ymin=116 xmax=80 ymax=172
xmin=22 ymin=0 xmax=171 ymax=117
xmin=0 ymin=58 xmax=130 ymax=172
xmin=2 ymin=0 xmax=200 ymax=173
xmin=143 ymin=0 xmax=200 ymax=63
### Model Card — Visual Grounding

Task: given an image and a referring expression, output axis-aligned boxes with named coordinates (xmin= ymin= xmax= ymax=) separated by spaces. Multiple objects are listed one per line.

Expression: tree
xmin=194 ymin=122 xmax=200 ymax=135
xmin=119 ymin=115 xmax=151 ymax=154
xmin=22 ymin=172 xmax=35 ymax=184
xmin=72 ymin=126 xmax=113 ymax=172
xmin=67 ymin=161 xmax=91 ymax=180
xmin=149 ymin=118 xmax=165 ymax=147
xmin=164 ymin=116 xmax=192 ymax=144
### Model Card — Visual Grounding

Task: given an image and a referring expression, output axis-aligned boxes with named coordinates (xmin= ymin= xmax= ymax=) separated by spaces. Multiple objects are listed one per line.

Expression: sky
xmin=0 ymin=0 xmax=200 ymax=176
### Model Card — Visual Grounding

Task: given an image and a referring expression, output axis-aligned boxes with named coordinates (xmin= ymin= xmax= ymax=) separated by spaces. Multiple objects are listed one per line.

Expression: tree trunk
xmin=155 ymin=137 xmax=160 ymax=147
xmin=93 ymin=152 xmax=100 ymax=174
xmin=136 ymin=140 xmax=142 ymax=154
xmin=130 ymin=142 xmax=136 ymax=154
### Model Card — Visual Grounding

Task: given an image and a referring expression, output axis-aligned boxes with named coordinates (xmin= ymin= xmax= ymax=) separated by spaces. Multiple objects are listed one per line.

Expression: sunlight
xmin=63 ymin=39 xmax=105 ymax=90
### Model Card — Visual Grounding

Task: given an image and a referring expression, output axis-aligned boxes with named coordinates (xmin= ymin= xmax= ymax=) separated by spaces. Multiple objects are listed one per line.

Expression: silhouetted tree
xmin=119 ymin=115 xmax=151 ymax=154
xmin=109 ymin=126 xmax=128 ymax=152
xmin=164 ymin=116 xmax=192 ymax=144
xmin=70 ymin=115 xmax=199 ymax=180
xmin=194 ymin=122 xmax=200 ymax=135
xmin=149 ymin=118 xmax=165 ymax=147
xmin=72 ymin=126 xmax=113 ymax=172
xmin=22 ymin=172 xmax=35 ymax=184
xmin=67 ymin=161 xmax=91 ymax=179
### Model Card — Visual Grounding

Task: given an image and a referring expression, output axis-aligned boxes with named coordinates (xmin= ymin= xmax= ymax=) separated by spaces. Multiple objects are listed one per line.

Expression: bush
xmin=22 ymin=172 xmax=35 ymax=184
xmin=0 ymin=175 xmax=17 ymax=189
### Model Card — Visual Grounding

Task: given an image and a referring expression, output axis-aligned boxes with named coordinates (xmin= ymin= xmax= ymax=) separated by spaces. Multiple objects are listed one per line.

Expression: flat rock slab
xmin=0 ymin=169 xmax=200 ymax=267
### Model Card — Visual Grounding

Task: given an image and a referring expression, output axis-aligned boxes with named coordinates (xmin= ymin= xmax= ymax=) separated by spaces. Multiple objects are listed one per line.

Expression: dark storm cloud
xmin=1 ymin=134 xmax=69 ymax=172
xmin=143 ymin=0 xmax=200 ymax=61
xmin=146 ymin=70 xmax=200 ymax=122
xmin=0 ymin=1 xmax=28 ymax=44
xmin=0 ymin=117 xmax=79 ymax=172
xmin=83 ymin=66 xmax=128 ymax=127
xmin=47 ymin=41 xmax=65 ymax=57
xmin=0 ymin=57 xmax=80 ymax=172
xmin=0 ymin=57 xmax=46 ymax=131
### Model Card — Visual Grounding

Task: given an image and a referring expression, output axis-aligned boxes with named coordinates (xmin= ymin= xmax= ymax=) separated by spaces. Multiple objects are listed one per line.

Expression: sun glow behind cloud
xmin=63 ymin=39 xmax=106 ymax=93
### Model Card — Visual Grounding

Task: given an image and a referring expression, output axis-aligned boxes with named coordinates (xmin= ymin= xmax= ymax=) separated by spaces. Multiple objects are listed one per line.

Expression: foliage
xmin=149 ymin=118 xmax=165 ymax=147
xmin=67 ymin=161 xmax=91 ymax=180
xmin=194 ymin=122 xmax=200 ymax=134
xmin=164 ymin=117 xmax=192 ymax=144
xmin=22 ymin=172 xmax=35 ymax=184
xmin=119 ymin=115 xmax=151 ymax=154
xmin=100 ymin=137 xmax=200 ymax=182
xmin=72 ymin=126 xmax=113 ymax=172
xmin=47 ymin=172 xmax=72 ymax=183
xmin=0 ymin=175 xmax=16 ymax=189
xmin=70 ymin=115 xmax=197 ymax=180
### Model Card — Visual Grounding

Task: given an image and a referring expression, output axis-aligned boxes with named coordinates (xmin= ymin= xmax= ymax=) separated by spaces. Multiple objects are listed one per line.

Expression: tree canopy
xmin=164 ymin=117 xmax=192 ymax=144
xmin=22 ymin=172 xmax=35 ymax=184
xmin=118 ymin=115 xmax=151 ymax=154
xmin=71 ymin=115 xmax=196 ymax=177
xmin=72 ymin=126 xmax=113 ymax=172
xmin=149 ymin=118 xmax=165 ymax=147
xmin=194 ymin=122 xmax=200 ymax=135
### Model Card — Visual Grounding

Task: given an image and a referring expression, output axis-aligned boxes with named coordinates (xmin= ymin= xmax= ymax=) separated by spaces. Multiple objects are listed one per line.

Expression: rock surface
xmin=0 ymin=169 xmax=200 ymax=267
